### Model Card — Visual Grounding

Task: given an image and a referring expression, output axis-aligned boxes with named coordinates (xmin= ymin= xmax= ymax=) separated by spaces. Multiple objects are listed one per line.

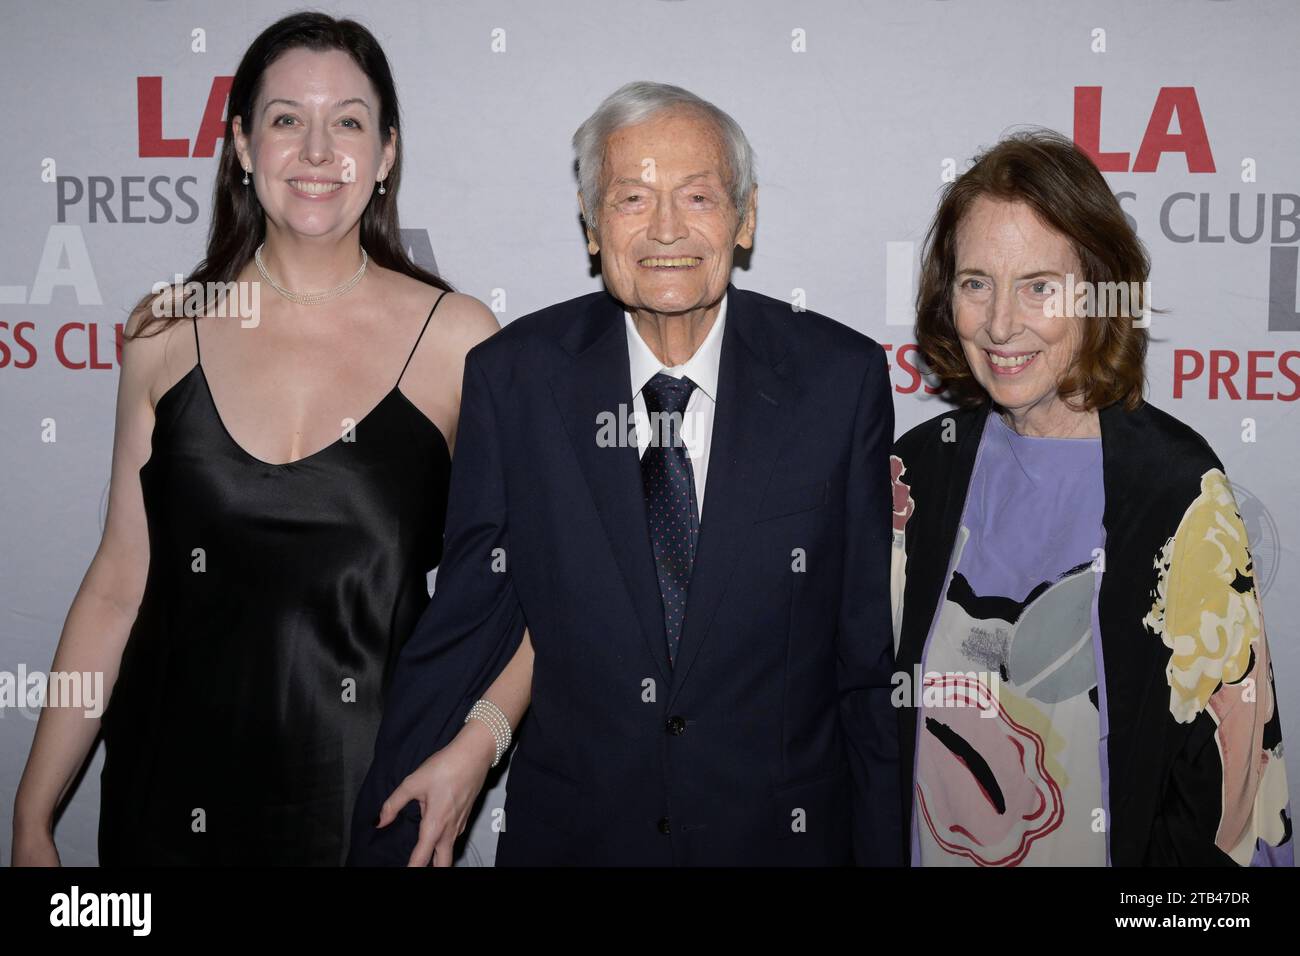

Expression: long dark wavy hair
xmin=131 ymin=11 xmax=451 ymax=337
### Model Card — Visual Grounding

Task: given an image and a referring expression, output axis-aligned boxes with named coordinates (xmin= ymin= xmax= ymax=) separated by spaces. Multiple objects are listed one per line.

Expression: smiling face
xmin=952 ymin=197 xmax=1087 ymax=427
xmin=232 ymin=47 xmax=395 ymax=240
xmin=582 ymin=107 xmax=755 ymax=316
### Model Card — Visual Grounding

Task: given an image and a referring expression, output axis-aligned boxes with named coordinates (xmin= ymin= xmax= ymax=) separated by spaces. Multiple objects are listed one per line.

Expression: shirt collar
xmin=625 ymin=292 xmax=727 ymax=402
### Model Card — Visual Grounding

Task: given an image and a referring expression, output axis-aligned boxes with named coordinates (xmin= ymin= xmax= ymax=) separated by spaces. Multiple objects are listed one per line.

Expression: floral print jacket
xmin=890 ymin=399 xmax=1291 ymax=866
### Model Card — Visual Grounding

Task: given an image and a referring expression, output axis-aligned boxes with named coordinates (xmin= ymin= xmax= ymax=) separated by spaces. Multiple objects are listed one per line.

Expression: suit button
xmin=666 ymin=716 xmax=687 ymax=735
xmin=658 ymin=817 xmax=671 ymax=834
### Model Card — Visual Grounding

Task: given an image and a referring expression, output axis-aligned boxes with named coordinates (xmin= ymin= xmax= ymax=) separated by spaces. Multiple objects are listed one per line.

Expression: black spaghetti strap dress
xmin=98 ymin=292 xmax=452 ymax=865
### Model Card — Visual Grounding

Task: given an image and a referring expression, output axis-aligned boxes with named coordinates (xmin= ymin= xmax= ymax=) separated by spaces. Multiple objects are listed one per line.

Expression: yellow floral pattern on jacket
xmin=1144 ymin=469 xmax=1257 ymax=723
xmin=1143 ymin=468 xmax=1290 ymax=863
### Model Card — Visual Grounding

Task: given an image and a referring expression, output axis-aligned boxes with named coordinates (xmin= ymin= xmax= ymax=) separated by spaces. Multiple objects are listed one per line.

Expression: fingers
xmin=407 ymin=812 xmax=443 ymax=868
xmin=376 ymin=781 xmax=412 ymax=829
xmin=432 ymin=832 xmax=455 ymax=868
xmin=434 ymin=815 xmax=470 ymax=867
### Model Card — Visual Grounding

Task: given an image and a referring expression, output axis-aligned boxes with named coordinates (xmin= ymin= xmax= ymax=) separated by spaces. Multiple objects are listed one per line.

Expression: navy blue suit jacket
xmin=349 ymin=284 xmax=901 ymax=865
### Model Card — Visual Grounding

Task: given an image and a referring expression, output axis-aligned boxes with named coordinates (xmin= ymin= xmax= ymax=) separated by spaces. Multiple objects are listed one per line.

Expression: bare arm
xmin=402 ymin=288 xmax=533 ymax=767
xmin=368 ymin=289 xmax=535 ymax=867
xmin=456 ymin=629 xmax=534 ymax=767
xmin=11 ymin=309 xmax=181 ymax=864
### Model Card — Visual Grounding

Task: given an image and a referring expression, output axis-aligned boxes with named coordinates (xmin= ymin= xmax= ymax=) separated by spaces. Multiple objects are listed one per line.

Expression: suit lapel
xmin=549 ymin=292 xmax=673 ymax=684
xmin=667 ymin=287 xmax=798 ymax=705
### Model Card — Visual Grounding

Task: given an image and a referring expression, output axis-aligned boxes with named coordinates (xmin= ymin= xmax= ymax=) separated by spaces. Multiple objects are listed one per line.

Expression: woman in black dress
xmin=12 ymin=13 xmax=533 ymax=866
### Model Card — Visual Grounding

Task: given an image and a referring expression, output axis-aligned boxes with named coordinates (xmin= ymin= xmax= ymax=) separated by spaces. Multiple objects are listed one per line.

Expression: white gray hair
xmin=573 ymin=80 xmax=756 ymax=236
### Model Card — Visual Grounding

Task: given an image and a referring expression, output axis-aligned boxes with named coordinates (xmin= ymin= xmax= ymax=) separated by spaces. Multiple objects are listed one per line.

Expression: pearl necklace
xmin=254 ymin=242 xmax=368 ymax=304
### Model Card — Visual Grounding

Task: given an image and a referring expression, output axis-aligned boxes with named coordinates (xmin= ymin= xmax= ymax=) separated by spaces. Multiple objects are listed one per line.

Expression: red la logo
xmin=1074 ymin=86 xmax=1216 ymax=173
xmin=137 ymin=76 xmax=233 ymax=158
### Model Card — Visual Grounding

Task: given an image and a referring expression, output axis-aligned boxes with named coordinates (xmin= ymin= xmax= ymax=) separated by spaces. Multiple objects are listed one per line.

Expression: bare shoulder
xmin=408 ymin=288 xmax=501 ymax=397
xmin=381 ymin=269 xmax=497 ymax=355
xmin=425 ymin=291 xmax=501 ymax=357
xmin=378 ymin=269 xmax=499 ymax=351
xmin=121 ymin=287 xmax=200 ymax=406
xmin=385 ymin=274 xmax=501 ymax=449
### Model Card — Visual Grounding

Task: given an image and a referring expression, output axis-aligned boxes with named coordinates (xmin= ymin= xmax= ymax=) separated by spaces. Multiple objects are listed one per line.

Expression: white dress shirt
xmin=625 ymin=293 xmax=727 ymax=518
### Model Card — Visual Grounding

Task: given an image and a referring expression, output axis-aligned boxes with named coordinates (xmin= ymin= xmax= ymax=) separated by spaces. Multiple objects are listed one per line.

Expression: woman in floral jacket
xmin=890 ymin=130 xmax=1291 ymax=866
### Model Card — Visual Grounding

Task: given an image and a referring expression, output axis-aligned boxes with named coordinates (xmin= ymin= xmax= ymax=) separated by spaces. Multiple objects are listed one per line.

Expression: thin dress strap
xmin=191 ymin=316 xmax=201 ymax=364
xmin=396 ymin=290 xmax=447 ymax=387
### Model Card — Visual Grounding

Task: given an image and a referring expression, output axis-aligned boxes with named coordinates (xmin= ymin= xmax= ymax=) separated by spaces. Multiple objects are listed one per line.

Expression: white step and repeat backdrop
xmin=2 ymin=0 xmax=1297 ymax=866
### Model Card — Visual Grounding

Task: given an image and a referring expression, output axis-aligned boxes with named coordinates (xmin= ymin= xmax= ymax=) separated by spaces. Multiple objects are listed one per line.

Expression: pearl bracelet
xmin=465 ymin=698 xmax=512 ymax=767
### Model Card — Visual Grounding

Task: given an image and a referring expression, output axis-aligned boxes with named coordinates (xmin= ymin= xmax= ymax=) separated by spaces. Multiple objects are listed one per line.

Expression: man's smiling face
xmin=585 ymin=107 xmax=755 ymax=316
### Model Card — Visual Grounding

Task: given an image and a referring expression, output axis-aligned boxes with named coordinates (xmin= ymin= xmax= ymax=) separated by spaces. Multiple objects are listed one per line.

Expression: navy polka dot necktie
xmin=640 ymin=372 xmax=700 ymax=667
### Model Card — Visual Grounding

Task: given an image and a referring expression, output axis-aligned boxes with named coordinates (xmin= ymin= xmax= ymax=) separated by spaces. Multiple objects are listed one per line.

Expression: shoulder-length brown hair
xmin=131 ymin=11 xmax=451 ymax=337
xmin=915 ymin=128 xmax=1149 ymax=410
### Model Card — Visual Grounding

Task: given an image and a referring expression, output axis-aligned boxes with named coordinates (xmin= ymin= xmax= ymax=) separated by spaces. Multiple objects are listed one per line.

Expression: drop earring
xmin=242 ymin=167 xmax=250 ymax=185
xmin=377 ymin=179 xmax=386 ymax=195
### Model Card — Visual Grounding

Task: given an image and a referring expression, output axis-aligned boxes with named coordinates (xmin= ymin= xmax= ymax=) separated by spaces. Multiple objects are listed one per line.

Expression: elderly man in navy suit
xmin=350 ymin=80 xmax=901 ymax=866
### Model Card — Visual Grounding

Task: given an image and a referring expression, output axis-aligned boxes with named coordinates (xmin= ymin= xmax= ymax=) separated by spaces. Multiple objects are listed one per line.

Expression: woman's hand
xmin=375 ymin=719 xmax=497 ymax=867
